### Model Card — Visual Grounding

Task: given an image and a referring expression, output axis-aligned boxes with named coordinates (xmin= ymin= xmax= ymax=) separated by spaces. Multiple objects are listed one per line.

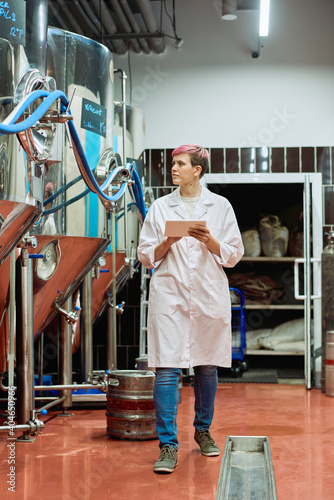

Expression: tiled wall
xmin=114 ymin=146 xmax=333 ymax=370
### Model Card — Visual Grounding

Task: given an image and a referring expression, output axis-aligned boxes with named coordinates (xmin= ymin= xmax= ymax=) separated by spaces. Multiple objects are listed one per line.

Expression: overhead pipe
xmin=90 ymin=0 xmax=128 ymax=54
xmin=77 ymin=0 xmax=118 ymax=54
xmin=48 ymin=1 xmax=73 ymax=33
xmin=108 ymin=0 xmax=141 ymax=53
xmin=135 ymin=0 xmax=165 ymax=53
xmin=117 ymin=0 xmax=151 ymax=54
xmin=54 ymin=0 xmax=85 ymax=35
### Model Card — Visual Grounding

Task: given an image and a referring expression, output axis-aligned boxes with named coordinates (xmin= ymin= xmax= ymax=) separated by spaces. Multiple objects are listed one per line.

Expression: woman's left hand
xmin=187 ymin=224 xmax=211 ymax=243
xmin=188 ymin=224 xmax=221 ymax=257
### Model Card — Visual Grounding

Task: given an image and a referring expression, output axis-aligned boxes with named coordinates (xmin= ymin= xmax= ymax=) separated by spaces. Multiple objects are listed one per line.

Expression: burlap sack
xmin=259 ymin=215 xmax=289 ymax=257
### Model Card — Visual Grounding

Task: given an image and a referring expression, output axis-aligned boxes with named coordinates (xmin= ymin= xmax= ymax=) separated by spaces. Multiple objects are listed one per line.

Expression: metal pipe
xmin=77 ymin=0 xmax=117 ymax=53
xmin=117 ymin=0 xmax=151 ymax=53
xmin=16 ymin=248 xmax=35 ymax=425
xmin=25 ymin=0 xmax=48 ymax=73
xmin=89 ymin=0 xmax=128 ymax=54
xmin=60 ymin=298 xmax=73 ymax=408
xmin=107 ymin=300 xmax=116 ymax=370
xmin=8 ymin=250 xmax=16 ymax=390
xmin=112 ymin=210 xmax=118 ymax=369
xmin=114 ymin=69 xmax=128 ymax=264
xmin=55 ymin=0 xmax=85 ymax=35
xmin=34 ymin=383 xmax=106 ymax=391
xmin=108 ymin=0 xmax=141 ymax=53
xmin=34 ymin=397 xmax=61 ymax=400
xmin=0 ymin=424 xmax=32 ymax=433
xmin=81 ymin=271 xmax=93 ymax=383
xmin=38 ymin=332 xmax=44 ymax=389
xmin=48 ymin=1 xmax=73 ymax=32
xmin=135 ymin=0 xmax=165 ymax=53
xmin=35 ymin=396 xmax=65 ymax=413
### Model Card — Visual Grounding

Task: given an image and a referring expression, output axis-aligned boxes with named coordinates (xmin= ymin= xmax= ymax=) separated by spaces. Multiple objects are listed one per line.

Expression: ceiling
xmin=48 ymin=0 xmax=167 ymax=55
xmin=48 ymin=0 xmax=260 ymax=55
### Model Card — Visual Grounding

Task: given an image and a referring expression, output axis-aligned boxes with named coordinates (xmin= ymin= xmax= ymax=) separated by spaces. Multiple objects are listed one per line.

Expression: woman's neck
xmin=179 ymin=182 xmax=202 ymax=198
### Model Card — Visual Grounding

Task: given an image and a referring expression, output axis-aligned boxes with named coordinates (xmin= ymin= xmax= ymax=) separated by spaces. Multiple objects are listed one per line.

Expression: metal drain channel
xmin=216 ymin=436 xmax=277 ymax=500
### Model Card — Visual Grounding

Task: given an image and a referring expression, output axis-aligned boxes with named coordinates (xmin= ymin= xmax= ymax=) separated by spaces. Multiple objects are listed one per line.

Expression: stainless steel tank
xmin=28 ymin=28 xmax=116 ymax=338
xmin=0 ymin=0 xmax=52 ymax=376
xmin=0 ymin=0 xmax=50 ymax=265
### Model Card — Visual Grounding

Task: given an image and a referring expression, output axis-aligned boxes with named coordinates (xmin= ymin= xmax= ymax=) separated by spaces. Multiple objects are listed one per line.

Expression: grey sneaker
xmin=153 ymin=446 xmax=178 ymax=473
xmin=194 ymin=429 xmax=220 ymax=456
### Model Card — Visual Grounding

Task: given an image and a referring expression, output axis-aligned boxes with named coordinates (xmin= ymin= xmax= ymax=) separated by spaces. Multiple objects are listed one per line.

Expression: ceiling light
xmin=259 ymin=0 xmax=270 ymax=36
xmin=222 ymin=0 xmax=237 ymax=21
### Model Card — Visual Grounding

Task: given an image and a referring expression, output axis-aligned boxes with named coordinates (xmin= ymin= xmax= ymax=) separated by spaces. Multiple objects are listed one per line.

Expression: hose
xmin=0 ymin=89 xmax=147 ymax=210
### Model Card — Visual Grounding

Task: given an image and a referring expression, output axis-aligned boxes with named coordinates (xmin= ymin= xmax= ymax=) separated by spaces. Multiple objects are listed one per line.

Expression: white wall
xmin=113 ymin=0 xmax=334 ymax=149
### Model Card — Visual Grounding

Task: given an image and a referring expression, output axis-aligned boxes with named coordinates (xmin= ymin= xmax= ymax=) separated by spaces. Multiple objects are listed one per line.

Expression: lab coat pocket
xmin=149 ymin=277 xmax=177 ymax=315
xmin=208 ymin=280 xmax=230 ymax=320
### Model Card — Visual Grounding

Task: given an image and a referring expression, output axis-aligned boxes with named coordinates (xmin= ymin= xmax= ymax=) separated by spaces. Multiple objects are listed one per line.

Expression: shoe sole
xmin=153 ymin=463 xmax=178 ymax=474
xmin=200 ymin=450 xmax=220 ymax=457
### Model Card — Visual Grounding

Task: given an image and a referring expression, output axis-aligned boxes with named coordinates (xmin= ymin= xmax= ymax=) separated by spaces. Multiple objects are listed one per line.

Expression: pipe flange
xmin=26 ymin=418 xmax=44 ymax=436
xmin=14 ymin=69 xmax=58 ymax=165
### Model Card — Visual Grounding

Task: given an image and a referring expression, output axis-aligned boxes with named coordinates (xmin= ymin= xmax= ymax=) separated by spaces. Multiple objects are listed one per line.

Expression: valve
xmin=116 ymin=301 xmax=126 ymax=314
xmin=27 ymin=410 xmax=45 ymax=436
xmin=93 ymin=256 xmax=106 ymax=279
xmin=54 ymin=300 xmax=81 ymax=325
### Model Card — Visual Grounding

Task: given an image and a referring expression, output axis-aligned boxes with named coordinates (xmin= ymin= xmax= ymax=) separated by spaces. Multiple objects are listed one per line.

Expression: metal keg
xmin=106 ymin=370 xmax=158 ymax=440
xmin=135 ymin=356 xmax=149 ymax=370
xmin=325 ymin=331 xmax=334 ymax=397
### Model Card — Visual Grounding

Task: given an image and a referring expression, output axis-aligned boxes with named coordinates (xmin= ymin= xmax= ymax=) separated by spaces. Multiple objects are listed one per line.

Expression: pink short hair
xmin=172 ymin=144 xmax=209 ymax=178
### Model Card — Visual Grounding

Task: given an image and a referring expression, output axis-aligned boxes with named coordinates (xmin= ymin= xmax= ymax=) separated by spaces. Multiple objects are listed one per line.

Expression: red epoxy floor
xmin=1 ymin=384 xmax=334 ymax=500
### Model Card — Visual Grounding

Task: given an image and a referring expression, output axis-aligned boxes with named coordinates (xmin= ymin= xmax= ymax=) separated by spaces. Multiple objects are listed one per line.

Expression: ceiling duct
xmin=108 ymin=0 xmax=142 ymax=53
xmin=74 ymin=0 xmax=117 ymax=53
xmin=55 ymin=0 xmax=85 ymax=35
xmin=89 ymin=0 xmax=128 ymax=54
xmin=48 ymin=0 xmax=165 ymax=55
xmin=135 ymin=0 xmax=165 ymax=54
xmin=112 ymin=0 xmax=151 ymax=54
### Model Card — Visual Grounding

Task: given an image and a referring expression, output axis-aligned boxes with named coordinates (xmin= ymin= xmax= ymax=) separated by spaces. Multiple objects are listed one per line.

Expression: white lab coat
xmin=137 ymin=186 xmax=244 ymax=368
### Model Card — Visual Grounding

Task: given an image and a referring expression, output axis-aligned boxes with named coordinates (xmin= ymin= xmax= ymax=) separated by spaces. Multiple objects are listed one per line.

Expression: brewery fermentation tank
xmin=0 ymin=0 xmax=51 ymax=377
xmin=29 ymin=28 xmax=118 ymax=338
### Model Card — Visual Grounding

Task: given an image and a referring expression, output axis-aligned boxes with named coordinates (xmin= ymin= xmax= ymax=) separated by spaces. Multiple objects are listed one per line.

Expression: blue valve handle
xmin=28 ymin=254 xmax=44 ymax=259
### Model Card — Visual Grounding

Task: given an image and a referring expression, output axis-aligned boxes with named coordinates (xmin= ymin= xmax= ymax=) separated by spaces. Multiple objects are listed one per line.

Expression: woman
xmin=137 ymin=144 xmax=243 ymax=473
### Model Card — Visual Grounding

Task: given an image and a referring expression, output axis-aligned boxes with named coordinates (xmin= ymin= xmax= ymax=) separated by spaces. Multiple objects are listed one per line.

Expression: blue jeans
xmin=153 ymin=366 xmax=218 ymax=450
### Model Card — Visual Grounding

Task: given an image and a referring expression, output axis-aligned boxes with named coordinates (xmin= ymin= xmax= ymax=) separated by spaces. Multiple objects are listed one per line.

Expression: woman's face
xmin=171 ymin=153 xmax=201 ymax=187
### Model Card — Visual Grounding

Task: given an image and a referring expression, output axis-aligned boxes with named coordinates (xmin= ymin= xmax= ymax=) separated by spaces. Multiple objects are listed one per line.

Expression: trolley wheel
xmin=231 ymin=365 xmax=243 ymax=378
xmin=240 ymin=361 xmax=248 ymax=372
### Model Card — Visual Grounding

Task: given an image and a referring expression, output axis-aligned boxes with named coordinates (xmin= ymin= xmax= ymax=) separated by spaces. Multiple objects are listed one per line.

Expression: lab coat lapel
xmin=168 ymin=188 xmax=188 ymax=219
xmin=191 ymin=186 xmax=215 ymax=220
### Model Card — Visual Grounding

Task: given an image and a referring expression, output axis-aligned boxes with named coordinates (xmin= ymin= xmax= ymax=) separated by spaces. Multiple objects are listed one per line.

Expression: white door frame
xmin=202 ymin=172 xmax=323 ymax=389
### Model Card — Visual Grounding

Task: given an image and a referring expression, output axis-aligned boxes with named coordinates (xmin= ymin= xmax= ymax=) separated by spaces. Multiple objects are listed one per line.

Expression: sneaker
xmin=194 ymin=429 xmax=220 ymax=457
xmin=153 ymin=446 xmax=178 ymax=473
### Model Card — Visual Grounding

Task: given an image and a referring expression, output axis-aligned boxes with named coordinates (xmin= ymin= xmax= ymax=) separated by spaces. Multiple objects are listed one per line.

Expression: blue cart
xmin=230 ymin=287 xmax=247 ymax=373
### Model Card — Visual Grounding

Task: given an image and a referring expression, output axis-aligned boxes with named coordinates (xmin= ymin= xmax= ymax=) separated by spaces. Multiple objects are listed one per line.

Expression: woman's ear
xmin=194 ymin=165 xmax=202 ymax=177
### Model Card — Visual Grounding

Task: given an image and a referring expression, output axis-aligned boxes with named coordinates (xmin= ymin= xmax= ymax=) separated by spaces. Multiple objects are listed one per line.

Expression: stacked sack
xmin=241 ymin=215 xmax=289 ymax=258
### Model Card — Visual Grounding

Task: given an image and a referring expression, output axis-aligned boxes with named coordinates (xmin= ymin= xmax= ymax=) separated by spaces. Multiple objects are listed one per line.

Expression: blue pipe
xmin=0 ymin=90 xmax=69 ymax=134
xmin=1 ymin=89 xmax=147 ymax=209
